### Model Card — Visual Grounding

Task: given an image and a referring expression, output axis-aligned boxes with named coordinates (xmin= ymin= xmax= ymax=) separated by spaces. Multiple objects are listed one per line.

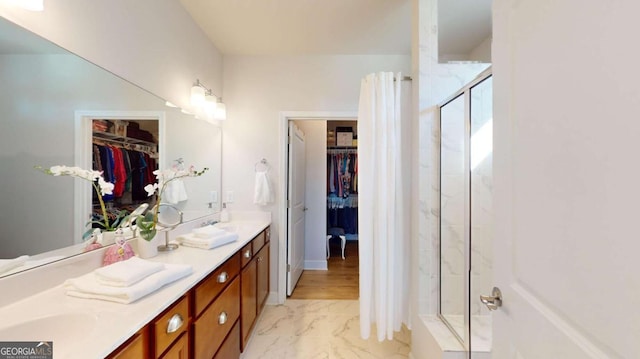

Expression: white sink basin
xmin=0 ymin=312 xmax=97 ymax=357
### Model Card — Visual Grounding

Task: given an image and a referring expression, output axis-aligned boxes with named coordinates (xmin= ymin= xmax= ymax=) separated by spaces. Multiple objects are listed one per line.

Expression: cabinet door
xmin=214 ymin=321 xmax=241 ymax=359
xmin=241 ymin=258 xmax=257 ymax=350
xmin=257 ymin=242 xmax=270 ymax=315
xmin=109 ymin=329 xmax=149 ymax=359
xmin=159 ymin=332 xmax=189 ymax=359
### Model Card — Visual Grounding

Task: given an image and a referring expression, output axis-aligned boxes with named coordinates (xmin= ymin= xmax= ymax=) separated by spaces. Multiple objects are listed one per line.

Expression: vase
xmin=137 ymin=234 xmax=159 ymax=259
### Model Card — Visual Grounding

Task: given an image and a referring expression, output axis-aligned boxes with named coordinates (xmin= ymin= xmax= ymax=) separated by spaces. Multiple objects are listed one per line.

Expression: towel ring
xmin=255 ymin=158 xmax=269 ymax=172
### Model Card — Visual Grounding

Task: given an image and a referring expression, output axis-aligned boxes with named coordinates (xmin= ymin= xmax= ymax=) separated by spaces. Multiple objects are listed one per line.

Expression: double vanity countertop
xmin=0 ymin=218 xmax=270 ymax=359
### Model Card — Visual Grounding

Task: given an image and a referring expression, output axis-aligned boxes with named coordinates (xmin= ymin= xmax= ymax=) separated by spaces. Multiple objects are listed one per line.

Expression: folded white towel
xmin=254 ymin=171 xmax=274 ymax=206
xmin=94 ymin=257 xmax=165 ymax=287
xmin=0 ymin=255 xmax=29 ymax=275
xmin=177 ymin=232 xmax=239 ymax=250
xmin=192 ymin=225 xmax=226 ymax=239
xmin=63 ymin=263 xmax=192 ymax=304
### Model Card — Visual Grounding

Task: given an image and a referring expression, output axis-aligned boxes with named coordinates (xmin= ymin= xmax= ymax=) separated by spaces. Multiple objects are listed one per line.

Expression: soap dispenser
xmin=220 ymin=202 xmax=230 ymax=222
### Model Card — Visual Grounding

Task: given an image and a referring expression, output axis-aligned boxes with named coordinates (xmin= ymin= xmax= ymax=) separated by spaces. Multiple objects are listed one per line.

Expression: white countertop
xmin=0 ymin=219 xmax=270 ymax=359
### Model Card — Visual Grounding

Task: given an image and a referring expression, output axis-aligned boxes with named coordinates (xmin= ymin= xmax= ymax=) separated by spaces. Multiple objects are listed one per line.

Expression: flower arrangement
xmin=137 ymin=165 xmax=208 ymax=241
xmin=35 ymin=165 xmax=125 ymax=235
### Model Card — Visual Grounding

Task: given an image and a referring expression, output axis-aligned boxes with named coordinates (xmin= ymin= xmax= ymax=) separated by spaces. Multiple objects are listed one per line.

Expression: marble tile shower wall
xmin=439 ymin=96 xmax=466 ymax=315
xmin=417 ymin=0 xmax=490 ymax=318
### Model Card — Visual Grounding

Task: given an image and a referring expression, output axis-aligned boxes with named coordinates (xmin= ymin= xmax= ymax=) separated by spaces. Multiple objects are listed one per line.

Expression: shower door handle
xmin=480 ymin=287 xmax=502 ymax=311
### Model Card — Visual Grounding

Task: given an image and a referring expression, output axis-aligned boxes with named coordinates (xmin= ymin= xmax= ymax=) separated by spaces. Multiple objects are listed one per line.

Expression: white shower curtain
xmin=358 ymin=72 xmax=410 ymax=341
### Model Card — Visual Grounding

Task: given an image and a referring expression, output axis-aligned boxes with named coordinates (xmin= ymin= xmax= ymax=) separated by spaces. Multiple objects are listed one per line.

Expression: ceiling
xmin=178 ymin=0 xmax=492 ymax=59
xmin=178 ymin=0 xmax=412 ymax=55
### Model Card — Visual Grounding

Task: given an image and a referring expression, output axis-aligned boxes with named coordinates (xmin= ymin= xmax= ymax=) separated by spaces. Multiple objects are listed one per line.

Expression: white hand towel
xmin=164 ymin=179 xmax=188 ymax=204
xmin=94 ymin=257 xmax=165 ymax=287
xmin=253 ymin=171 xmax=274 ymax=205
xmin=63 ymin=263 xmax=192 ymax=304
xmin=0 ymin=255 xmax=29 ymax=275
xmin=177 ymin=232 xmax=239 ymax=250
xmin=192 ymin=225 xmax=226 ymax=239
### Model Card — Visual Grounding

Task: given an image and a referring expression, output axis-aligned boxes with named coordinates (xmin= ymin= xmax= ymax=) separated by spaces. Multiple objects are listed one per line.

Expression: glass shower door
xmin=470 ymin=75 xmax=493 ymax=356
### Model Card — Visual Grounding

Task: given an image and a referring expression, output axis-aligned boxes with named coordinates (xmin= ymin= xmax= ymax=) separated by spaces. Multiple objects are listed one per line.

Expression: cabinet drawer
xmin=193 ymin=277 xmax=240 ymax=359
xmin=252 ymin=230 xmax=266 ymax=253
xmin=154 ymin=295 xmax=189 ymax=357
xmin=194 ymin=252 xmax=240 ymax=317
xmin=240 ymin=242 xmax=253 ymax=267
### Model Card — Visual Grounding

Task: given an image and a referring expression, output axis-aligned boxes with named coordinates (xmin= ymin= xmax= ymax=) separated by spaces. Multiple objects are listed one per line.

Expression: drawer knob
xmin=257 ymin=256 xmax=263 ymax=263
xmin=218 ymin=311 xmax=228 ymax=325
xmin=166 ymin=314 xmax=184 ymax=334
xmin=217 ymin=271 xmax=228 ymax=283
xmin=244 ymin=249 xmax=252 ymax=258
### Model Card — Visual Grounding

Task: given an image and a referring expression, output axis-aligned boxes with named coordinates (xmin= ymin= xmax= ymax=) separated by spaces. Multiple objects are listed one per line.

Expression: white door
xmin=491 ymin=0 xmax=637 ymax=357
xmin=287 ymin=122 xmax=306 ymax=296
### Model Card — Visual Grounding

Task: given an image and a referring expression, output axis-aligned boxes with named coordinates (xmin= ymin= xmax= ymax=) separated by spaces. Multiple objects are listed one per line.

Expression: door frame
xmin=277 ymin=111 xmax=357 ymax=304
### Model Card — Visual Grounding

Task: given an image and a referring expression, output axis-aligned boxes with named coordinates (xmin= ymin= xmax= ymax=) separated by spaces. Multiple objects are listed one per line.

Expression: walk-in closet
xmin=91 ymin=119 xmax=159 ymax=230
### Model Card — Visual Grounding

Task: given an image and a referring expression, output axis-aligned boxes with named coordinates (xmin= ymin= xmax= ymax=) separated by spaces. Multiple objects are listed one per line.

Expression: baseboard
xmin=266 ymin=291 xmax=280 ymax=305
xmin=304 ymin=260 xmax=328 ymax=270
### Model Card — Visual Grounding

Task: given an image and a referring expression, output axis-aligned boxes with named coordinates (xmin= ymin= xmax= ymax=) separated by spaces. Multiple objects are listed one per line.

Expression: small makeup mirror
xmin=155 ymin=204 xmax=183 ymax=251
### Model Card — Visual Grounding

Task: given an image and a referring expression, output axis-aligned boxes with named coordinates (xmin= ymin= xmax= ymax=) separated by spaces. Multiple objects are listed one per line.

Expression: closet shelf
xmin=93 ymin=130 xmax=157 ymax=149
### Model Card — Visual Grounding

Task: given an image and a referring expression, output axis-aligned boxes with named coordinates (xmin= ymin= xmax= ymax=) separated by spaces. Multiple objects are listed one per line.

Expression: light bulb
xmin=204 ymin=94 xmax=218 ymax=116
xmin=190 ymin=85 xmax=205 ymax=106
xmin=214 ymin=102 xmax=226 ymax=120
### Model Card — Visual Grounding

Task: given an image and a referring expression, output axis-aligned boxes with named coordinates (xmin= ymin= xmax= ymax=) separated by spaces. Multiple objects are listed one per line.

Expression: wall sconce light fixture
xmin=190 ymin=79 xmax=226 ymax=121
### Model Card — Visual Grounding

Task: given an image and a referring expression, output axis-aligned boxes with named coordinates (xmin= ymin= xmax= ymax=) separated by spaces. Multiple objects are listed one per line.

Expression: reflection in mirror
xmin=439 ymin=93 xmax=467 ymax=341
xmin=0 ymin=16 xmax=222 ymax=277
xmin=437 ymin=0 xmax=492 ymax=63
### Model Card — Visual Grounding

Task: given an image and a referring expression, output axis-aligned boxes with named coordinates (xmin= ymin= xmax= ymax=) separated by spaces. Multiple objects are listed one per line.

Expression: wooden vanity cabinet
xmin=108 ymin=328 xmax=150 ymax=359
xmin=107 ymin=226 xmax=270 ymax=359
xmin=240 ymin=227 xmax=271 ymax=351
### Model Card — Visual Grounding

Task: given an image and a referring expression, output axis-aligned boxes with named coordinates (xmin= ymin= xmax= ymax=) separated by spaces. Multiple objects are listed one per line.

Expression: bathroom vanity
xmin=0 ymin=219 xmax=270 ymax=359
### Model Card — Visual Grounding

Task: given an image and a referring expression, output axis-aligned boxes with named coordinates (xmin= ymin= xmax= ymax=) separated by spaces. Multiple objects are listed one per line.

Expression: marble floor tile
xmin=242 ymin=300 xmax=410 ymax=359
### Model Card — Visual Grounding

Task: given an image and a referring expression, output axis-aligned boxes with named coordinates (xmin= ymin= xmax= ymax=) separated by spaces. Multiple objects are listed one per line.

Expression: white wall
xmin=0 ymin=0 xmax=222 ymax=110
xmin=222 ymin=54 xmax=410 ymax=299
xmin=296 ymin=120 xmax=328 ymax=270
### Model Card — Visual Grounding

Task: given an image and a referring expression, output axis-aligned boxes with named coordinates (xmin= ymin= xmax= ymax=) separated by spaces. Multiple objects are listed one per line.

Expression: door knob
xmin=480 ymin=287 xmax=502 ymax=311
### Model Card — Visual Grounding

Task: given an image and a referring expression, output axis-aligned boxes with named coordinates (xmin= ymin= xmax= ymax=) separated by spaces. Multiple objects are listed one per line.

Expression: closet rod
xmin=93 ymin=136 xmax=157 ymax=154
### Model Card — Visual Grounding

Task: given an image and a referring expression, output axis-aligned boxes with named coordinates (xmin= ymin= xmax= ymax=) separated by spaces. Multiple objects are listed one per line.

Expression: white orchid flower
xmin=144 ymin=183 xmax=159 ymax=197
xmin=98 ymin=177 xmax=114 ymax=196
xmin=49 ymin=165 xmax=63 ymax=176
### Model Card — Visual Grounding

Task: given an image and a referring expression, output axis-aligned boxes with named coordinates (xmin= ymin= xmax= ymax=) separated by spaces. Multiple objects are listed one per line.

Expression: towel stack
xmin=176 ymin=225 xmax=239 ymax=250
xmin=63 ymin=257 xmax=192 ymax=304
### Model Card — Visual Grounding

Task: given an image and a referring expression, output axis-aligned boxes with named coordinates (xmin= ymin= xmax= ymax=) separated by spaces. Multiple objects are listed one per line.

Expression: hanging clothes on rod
xmin=327 ymin=148 xmax=358 ymax=236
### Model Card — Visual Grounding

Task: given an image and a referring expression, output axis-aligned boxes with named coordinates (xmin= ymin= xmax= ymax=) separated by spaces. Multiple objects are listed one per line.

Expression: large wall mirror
xmin=0 ymin=16 xmax=222 ymax=277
